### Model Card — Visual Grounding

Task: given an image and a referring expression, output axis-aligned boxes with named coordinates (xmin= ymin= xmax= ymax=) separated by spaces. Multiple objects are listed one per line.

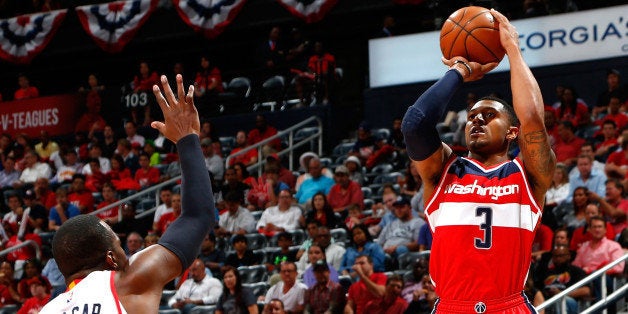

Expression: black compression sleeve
xmin=401 ymin=69 xmax=464 ymax=161
xmin=158 ymin=134 xmax=215 ymax=270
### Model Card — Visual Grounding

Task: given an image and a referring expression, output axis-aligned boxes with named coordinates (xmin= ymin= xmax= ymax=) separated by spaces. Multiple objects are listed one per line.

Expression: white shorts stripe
xmin=428 ymin=202 xmax=540 ymax=232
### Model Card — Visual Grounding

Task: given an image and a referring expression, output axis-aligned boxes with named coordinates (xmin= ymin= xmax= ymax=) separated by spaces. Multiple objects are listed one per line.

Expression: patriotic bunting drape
xmin=0 ymin=10 xmax=67 ymax=64
xmin=276 ymin=0 xmax=338 ymax=23
xmin=75 ymin=0 xmax=158 ymax=53
xmin=173 ymin=0 xmax=247 ymax=39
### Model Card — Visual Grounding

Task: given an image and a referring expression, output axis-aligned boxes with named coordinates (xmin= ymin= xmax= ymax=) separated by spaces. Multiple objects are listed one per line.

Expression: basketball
xmin=440 ymin=6 xmax=505 ymax=64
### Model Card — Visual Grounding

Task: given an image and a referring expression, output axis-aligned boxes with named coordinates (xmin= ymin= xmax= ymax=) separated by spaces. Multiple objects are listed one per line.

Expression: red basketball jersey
xmin=425 ymin=156 xmax=541 ymax=301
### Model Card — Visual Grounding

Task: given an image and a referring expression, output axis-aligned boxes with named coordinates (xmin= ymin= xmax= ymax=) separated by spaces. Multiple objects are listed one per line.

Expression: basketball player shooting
xmin=41 ymin=75 xmax=214 ymax=313
xmin=401 ymin=9 xmax=555 ymax=314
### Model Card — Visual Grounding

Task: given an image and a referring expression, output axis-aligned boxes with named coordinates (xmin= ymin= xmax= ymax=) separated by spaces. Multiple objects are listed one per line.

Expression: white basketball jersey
xmin=40 ymin=271 xmax=127 ymax=314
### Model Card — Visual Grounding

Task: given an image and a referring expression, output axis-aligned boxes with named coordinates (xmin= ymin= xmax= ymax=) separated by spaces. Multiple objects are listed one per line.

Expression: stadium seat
xmin=361 ymin=187 xmax=372 ymax=199
xmin=397 ymin=251 xmax=431 ymax=271
xmin=330 ymin=228 xmax=348 ymax=245
xmin=190 ymin=305 xmax=216 ymax=314
xmin=243 ymin=282 xmax=270 ymax=299
xmin=158 ymin=310 xmax=181 ymax=314
xmin=289 ymin=229 xmax=306 ymax=245
xmin=160 ymin=290 xmax=176 ymax=306
xmin=238 ymin=265 xmax=268 ymax=284
xmin=254 ymin=75 xmax=285 ymax=112
xmin=372 ymin=128 xmax=391 ymax=141
xmin=332 ymin=142 xmax=354 ymax=158
xmin=241 ymin=233 xmax=267 ymax=250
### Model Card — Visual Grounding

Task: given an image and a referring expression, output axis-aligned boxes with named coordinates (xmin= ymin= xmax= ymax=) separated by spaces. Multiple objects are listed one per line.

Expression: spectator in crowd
xmin=21 ymin=189 xmax=48 ymax=233
xmin=570 ymin=203 xmax=616 ymax=252
xmin=594 ymin=120 xmax=619 ymax=161
xmin=573 ymin=216 xmax=624 ymax=275
xmin=33 ymin=131 xmax=58 ymax=162
xmin=349 ymin=121 xmax=376 ymax=165
xmin=217 ymin=167 xmax=250 ymax=208
xmin=343 ymin=156 xmax=364 ymax=186
xmin=215 ymin=266 xmax=259 ymax=314
xmin=340 ymin=224 xmax=386 ymax=278
xmin=364 ymin=274 xmax=408 ymax=313
xmin=134 ymin=153 xmax=160 ymax=189
xmin=84 ymin=158 xmax=107 ymax=192
xmin=303 ymin=192 xmax=342 ymax=229
xmin=264 ymin=154 xmax=296 ymax=191
xmin=0 ymin=261 xmax=20 ymax=307
xmin=374 ymin=15 xmax=395 ymax=38
xmin=256 ymin=189 xmax=301 ymax=237
xmin=399 ymin=163 xmax=424 ymax=217
xmin=555 ymin=187 xmax=590 ymax=231
xmin=248 ymin=115 xmax=281 ymax=152
xmin=300 ymin=244 xmax=339 ymax=288
xmin=199 ymin=233 xmax=225 ymax=277
xmin=295 ymin=157 xmax=334 ymax=205
xmin=258 ymin=26 xmax=286 ymax=79
xmin=101 ymin=125 xmax=117 ymax=158
xmin=17 ymin=260 xmax=48 ymax=300
xmin=605 ymin=137 xmax=628 ymax=179
xmin=77 ymin=73 xmax=106 ymax=132
xmin=153 ymin=186 xmax=173 ymax=231
xmin=531 ymin=224 xmax=554 ymax=261
xmin=309 ymin=226 xmax=345 ymax=272
xmin=266 ymin=232 xmax=296 ymax=273
xmin=307 ymin=41 xmax=336 ymax=105
xmin=111 ymin=203 xmax=149 ymax=245
xmin=17 ymin=275 xmax=50 ymax=314
xmin=168 ymin=259 xmax=223 ymax=314
xmin=155 ymin=193 xmax=182 ymax=236
xmin=201 ymin=138 xmax=224 ymax=182
xmin=132 ymin=61 xmax=159 ymax=93
xmin=553 ymin=121 xmax=585 ymax=167
xmin=0 ymin=156 xmax=19 ymax=190
xmin=142 ymin=141 xmax=161 ymax=166
xmin=378 ymin=197 xmax=423 ymax=258
xmin=67 ymin=174 xmax=95 ymax=213
xmin=124 ymin=121 xmax=146 ymax=147
xmin=95 ymin=182 xmax=119 ymax=225
xmin=417 ymin=223 xmax=432 ymax=252
xmin=47 ymin=187 xmax=80 ymax=231
xmin=224 ymin=234 xmax=258 ymax=268
xmin=14 ymin=74 xmax=39 ymax=100
xmin=50 ymin=150 xmax=82 ymax=185
xmin=344 ymin=255 xmax=387 ymax=314
xmin=263 ymin=261 xmax=307 ymax=314
xmin=365 ymin=137 xmax=395 ymax=170
xmin=544 ymin=163 xmax=570 ymax=224
xmin=594 ymin=69 xmax=626 ymax=116
xmin=327 ymin=165 xmax=363 ymax=216
xmin=228 ymin=131 xmax=258 ymax=167
xmin=401 ymin=257 xmax=429 ymax=306
xmin=193 ymin=55 xmax=224 ymax=105
xmin=344 ymin=204 xmax=367 ymax=235
xmin=248 ymin=164 xmax=289 ymax=211
xmin=296 ymin=220 xmax=321 ymax=261
xmin=125 ymin=232 xmax=144 ymax=258
xmin=368 ymin=187 xmax=399 ymax=237
xmin=295 ymin=152 xmax=333 ymax=191
xmin=107 ymin=154 xmax=137 ymax=191
xmin=389 ymin=117 xmax=406 ymax=155
xmin=594 ymin=92 xmax=627 ymax=129
xmin=33 ymin=177 xmax=56 ymax=209
xmin=216 ymin=191 xmax=256 ymax=237
xmin=144 ymin=234 xmax=160 ymax=247
xmin=566 ymin=154 xmax=606 ymax=202
xmin=116 ymin=138 xmax=140 ymax=176
xmin=14 ymin=151 xmax=52 ymax=189
xmin=199 ymin=121 xmax=221 ymax=156
xmin=555 ymin=86 xmax=589 ymax=128
xmin=304 ymin=259 xmax=345 ymax=314
xmin=588 ymin=178 xmax=628 ymax=236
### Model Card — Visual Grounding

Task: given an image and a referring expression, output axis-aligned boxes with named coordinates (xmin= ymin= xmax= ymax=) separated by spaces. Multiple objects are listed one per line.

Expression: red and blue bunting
xmin=75 ymin=0 xmax=158 ymax=53
xmin=173 ymin=0 xmax=247 ymax=39
xmin=0 ymin=9 xmax=67 ymax=64
xmin=276 ymin=0 xmax=338 ymax=23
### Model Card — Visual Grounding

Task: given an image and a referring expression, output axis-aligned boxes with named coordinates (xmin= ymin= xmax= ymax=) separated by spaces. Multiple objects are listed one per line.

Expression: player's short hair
xmin=478 ymin=96 xmax=519 ymax=126
xmin=52 ymin=215 xmax=116 ymax=279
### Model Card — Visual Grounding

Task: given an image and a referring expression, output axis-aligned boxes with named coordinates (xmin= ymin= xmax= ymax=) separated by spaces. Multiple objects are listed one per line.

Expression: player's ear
xmin=506 ymin=126 xmax=519 ymax=141
xmin=105 ymin=251 xmax=119 ymax=270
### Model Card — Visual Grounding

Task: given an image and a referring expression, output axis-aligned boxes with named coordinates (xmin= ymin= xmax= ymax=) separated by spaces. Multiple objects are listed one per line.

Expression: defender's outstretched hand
xmin=442 ymin=56 xmax=498 ymax=82
xmin=151 ymin=75 xmax=200 ymax=143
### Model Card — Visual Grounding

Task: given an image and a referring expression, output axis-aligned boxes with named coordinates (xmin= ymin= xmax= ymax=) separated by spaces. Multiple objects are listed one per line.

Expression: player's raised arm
xmin=121 ymin=75 xmax=215 ymax=294
xmin=492 ymin=9 xmax=555 ymax=203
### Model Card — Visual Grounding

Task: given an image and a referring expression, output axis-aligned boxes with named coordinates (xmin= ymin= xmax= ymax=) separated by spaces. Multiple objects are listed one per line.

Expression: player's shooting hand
xmin=490 ymin=9 xmax=520 ymax=53
xmin=151 ymin=75 xmax=200 ymax=144
xmin=442 ymin=57 xmax=498 ymax=82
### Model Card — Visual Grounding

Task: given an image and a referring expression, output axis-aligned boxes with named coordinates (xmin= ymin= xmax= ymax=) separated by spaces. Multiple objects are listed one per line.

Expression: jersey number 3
xmin=474 ymin=207 xmax=493 ymax=249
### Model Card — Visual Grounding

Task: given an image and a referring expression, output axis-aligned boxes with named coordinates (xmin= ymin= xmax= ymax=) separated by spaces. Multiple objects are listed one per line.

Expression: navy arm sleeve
xmin=401 ymin=69 xmax=464 ymax=161
xmin=158 ymin=134 xmax=215 ymax=270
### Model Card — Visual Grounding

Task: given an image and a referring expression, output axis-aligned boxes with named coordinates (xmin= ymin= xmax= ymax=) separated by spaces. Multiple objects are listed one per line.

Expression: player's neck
xmin=467 ymin=151 xmax=510 ymax=166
